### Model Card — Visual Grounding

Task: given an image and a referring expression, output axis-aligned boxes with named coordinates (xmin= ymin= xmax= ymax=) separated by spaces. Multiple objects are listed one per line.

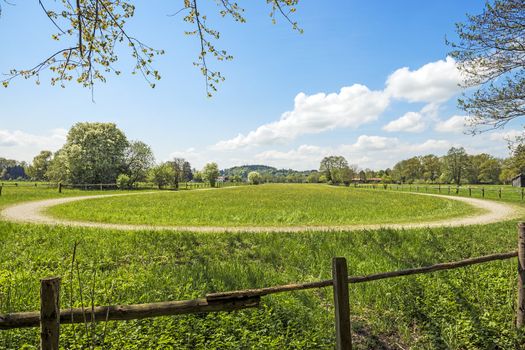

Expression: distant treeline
xmin=314 ymin=148 xmax=518 ymax=186
xmin=221 ymin=165 xmax=316 ymax=183
xmin=0 ymin=158 xmax=28 ymax=181
xmin=6 ymin=122 xmax=525 ymax=187
xmin=386 ymin=146 xmax=519 ymax=185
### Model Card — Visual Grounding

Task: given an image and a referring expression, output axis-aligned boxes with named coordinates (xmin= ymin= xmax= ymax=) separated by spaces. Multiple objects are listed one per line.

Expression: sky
xmin=0 ymin=1 xmax=523 ymax=171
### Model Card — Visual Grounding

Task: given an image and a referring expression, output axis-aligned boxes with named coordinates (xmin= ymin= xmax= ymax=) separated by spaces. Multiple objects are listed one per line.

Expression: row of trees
xmin=0 ymin=158 xmax=28 ymax=180
xmin=314 ymin=146 xmax=525 ymax=186
xmin=26 ymin=122 xmax=221 ymax=188
xmin=19 ymin=123 xmax=525 ymax=187
xmin=390 ymin=148 xmax=502 ymax=185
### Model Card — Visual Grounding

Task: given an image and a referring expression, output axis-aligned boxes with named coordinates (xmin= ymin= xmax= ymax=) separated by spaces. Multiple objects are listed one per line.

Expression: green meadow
xmin=46 ymin=184 xmax=479 ymax=227
xmin=0 ymin=185 xmax=523 ymax=349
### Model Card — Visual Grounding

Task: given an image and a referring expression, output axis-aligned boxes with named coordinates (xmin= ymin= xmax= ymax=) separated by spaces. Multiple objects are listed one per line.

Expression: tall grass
xmin=0 ymin=185 xmax=523 ymax=348
xmin=46 ymin=184 xmax=479 ymax=227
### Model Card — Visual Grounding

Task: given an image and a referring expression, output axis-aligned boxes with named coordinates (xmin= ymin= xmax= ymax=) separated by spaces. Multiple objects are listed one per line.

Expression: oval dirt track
xmin=1 ymin=190 xmax=523 ymax=233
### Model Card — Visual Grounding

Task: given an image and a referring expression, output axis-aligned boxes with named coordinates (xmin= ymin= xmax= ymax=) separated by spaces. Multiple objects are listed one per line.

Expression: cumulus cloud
xmin=252 ymin=136 xmax=455 ymax=170
xmin=214 ymin=57 xmax=467 ymax=150
xmin=0 ymin=128 xmax=68 ymax=162
xmin=344 ymin=135 xmax=400 ymax=151
xmin=385 ymin=57 xmax=463 ymax=103
xmin=434 ymin=115 xmax=468 ymax=133
xmin=488 ymin=129 xmax=523 ymax=142
xmin=383 ymin=112 xmax=426 ymax=133
xmin=0 ymin=128 xmax=67 ymax=148
xmin=214 ymin=84 xmax=389 ymax=150
xmin=411 ymin=139 xmax=452 ymax=152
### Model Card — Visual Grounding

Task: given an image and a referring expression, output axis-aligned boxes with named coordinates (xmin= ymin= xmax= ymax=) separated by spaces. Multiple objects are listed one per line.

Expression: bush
xmin=116 ymin=174 xmax=131 ymax=190
xmin=248 ymin=171 xmax=262 ymax=185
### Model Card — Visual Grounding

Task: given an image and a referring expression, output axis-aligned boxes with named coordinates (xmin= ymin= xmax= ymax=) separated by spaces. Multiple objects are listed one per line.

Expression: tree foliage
xmin=26 ymin=150 xmax=53 ymax=181
xmin=443 ymin=147 xmax=470 ymax=186
xmin=390 ymin=148 xmax=503 ymax=185
xmin=48 ymin=122 xmax=129 ymax=184
xmin=202 ymin=162 xmax=219 ymax=187
xmin=449 ymin=0 xmax=525 ymax=131
xmin=123 ymin=140 xmax=155 ymax=186
xmin=1 ymin=0 xmax=302 ymax=95
xmin=0 ymin=157 xmax=27 ymax=180
xmin=319 ymin=156 xmax=349 ymax=184
xmin=247 ymin=171 xmax=262 ymax=185
xmin=148 ymin=162 xmax=174 ymax=189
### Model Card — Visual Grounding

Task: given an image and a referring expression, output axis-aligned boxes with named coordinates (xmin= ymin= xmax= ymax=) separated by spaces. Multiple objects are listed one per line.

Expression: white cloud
xmin=0 ymin=128 xmax=67 ymax=148
xmin=488 ymin=129 xmax=523 ymax=142
xmin=255 ymin=145 xmax=329 ymax=162
xmin=434 ymin=115 xmax=468 ymax=133
xmin=386 ymin=57 xmax=463 ymax=103
xmin=214 ymin=84 xmax=389 ymax=150
xmin=214 ymin=57 xmax=467 ymax=150
xmin=344 ymin=135 xmax=400 ymax=151
xmin=411 ymin=139 xmax=452 ymax=152
xmin=383 ymin=112 xmax=426 ymax=133
xmin=250 ymin=137 xmax=455 ymax=171
xmin=0 ymin=128 xmax=68 ymax=162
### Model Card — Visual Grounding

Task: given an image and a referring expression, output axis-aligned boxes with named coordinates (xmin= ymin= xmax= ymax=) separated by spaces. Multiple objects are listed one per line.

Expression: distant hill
xmin=221 ymin=165 xmax=316 ymax=182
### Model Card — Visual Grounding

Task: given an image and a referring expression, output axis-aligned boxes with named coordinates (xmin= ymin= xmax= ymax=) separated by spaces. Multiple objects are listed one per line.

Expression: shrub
xmin=248 ymin=171 xmax=262 ymax=185
xmin=116 ymin=174 xmax=131 ymax=189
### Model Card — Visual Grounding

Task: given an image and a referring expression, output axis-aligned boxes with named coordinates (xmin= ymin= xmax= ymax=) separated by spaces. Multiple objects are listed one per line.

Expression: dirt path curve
xmin=1 ymin=190 xmax=523 ymax=233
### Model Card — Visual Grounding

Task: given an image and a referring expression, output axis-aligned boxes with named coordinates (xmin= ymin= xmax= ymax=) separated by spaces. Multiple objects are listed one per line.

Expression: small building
xmin=512 ymin=174 xmax=525 ymax=187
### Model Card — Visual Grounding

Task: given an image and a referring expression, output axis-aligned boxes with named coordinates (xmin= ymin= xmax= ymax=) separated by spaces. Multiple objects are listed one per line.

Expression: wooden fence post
xmin=40 ymin=277 xmax=61 ymax=350
xmin=482 ymin=188 xmax=485 ymax=198
xmin=332 ymin=257 xmax=352 ymax=350
xmin=499 ymin=188 xmax=502 ymax=199
xmin=518 ymin=223 xmax=525 ymax=329
xmin=58 ymin=183 xmax=62 ymax=194
xmin=0 ymin=185 xmax=2 ymax=196
xmin=468 ymin=187 xmax=471 ymax=197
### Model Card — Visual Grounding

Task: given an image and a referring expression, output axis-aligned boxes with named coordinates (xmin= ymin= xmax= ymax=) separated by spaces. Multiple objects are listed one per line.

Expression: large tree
xmin=469 ymin=153 xmax=502 ymax=184
xmin=420 ymin=155 xmax=441 ymax=183
xmin=26 ymin=150 xmax=53 ymax=181
xmin=1 ymin=1 xmax=301 ymax=95
xmin=319 ymin=156 xmax=349 ymax=184
xmin=54 ymin=122 xmax=129 ymax=184
xmin=449 ymin=0 xmax=525 ymax=131
xmin=0 ymin=158 xmax=27 ymax=180
xmin=202 ymin=162 xmax=220 ymax=187
xmin=169 ymin=158 xmax=190 ymax=189
xmin=443 ymin=147 xmax=471 ymax=186
xmin=123 ymin=141 xmax=155 ymax=186
xmin=148 ymin=162 xmax=175 ymax=189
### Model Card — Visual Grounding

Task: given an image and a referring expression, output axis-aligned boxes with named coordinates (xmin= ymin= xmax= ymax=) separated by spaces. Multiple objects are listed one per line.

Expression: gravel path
xmin=1 ymin=191 xmax=523 ymax=233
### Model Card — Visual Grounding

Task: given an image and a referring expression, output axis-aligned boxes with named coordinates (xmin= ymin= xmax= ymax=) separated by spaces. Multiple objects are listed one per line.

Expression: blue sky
xmin=0 ymin=1 xmax=522 ymax=170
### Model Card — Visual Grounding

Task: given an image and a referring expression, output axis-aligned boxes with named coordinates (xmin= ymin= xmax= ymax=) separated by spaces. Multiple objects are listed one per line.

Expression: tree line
xmin=314 ymin=146 xmax=525 ymax=186
xmin=25 ymin=122 xmax=221 ymax=189
xmin=14 ymin=122 xmax=525 ymax=187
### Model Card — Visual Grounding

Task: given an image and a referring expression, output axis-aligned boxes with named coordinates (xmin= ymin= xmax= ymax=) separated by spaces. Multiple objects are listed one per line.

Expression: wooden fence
xmin=353 ymin=183 xmax=525 ymax=201
xmin=0 ymin=181 xmax=244 ymax=195
xmin=2 ymin=224 xmax=525 ymax=349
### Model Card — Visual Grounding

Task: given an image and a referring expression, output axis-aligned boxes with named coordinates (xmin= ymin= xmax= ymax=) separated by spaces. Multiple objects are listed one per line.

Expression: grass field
xmin=45 ymin=184 xmax=480 ymax=227
xmin=0 ymin=185 xmax=524 ymax=349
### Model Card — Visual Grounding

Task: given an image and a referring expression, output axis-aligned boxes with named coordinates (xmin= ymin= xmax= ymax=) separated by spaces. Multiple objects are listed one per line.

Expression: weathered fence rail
xmin=0 ymin=181 xmax=245 ymax=195
xmin=2 ymin=224 xmax=525 ymax=349
xmin=352 ymin=182 xmax=525 ymax=201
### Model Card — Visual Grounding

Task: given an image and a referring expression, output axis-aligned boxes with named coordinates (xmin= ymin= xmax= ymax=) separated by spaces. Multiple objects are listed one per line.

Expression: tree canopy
xmin=1 ymin=1 xmax=301 ymax=95
xmin=449 ymin=0 xmax=525 ymax=131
